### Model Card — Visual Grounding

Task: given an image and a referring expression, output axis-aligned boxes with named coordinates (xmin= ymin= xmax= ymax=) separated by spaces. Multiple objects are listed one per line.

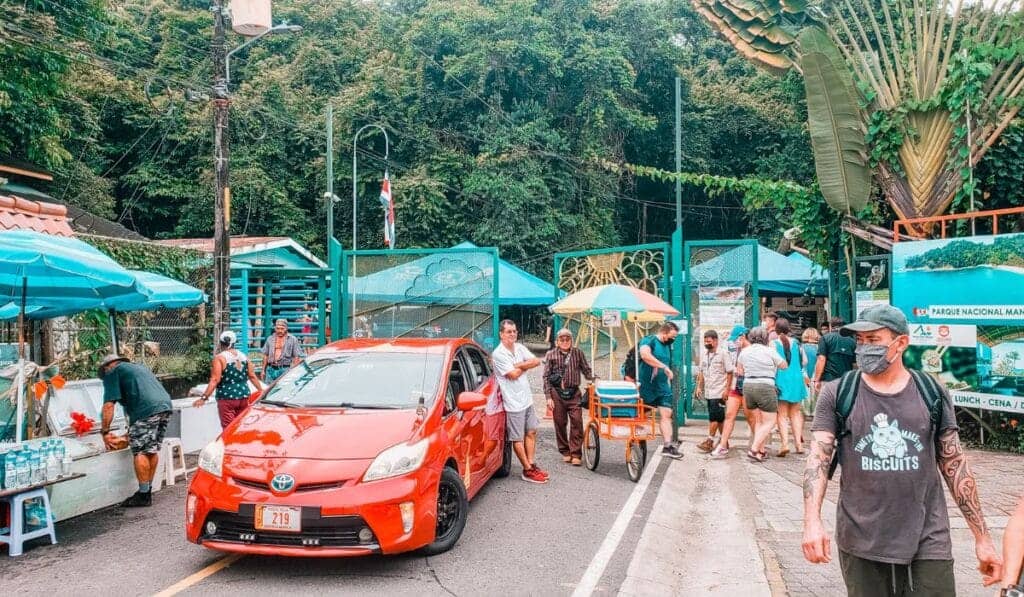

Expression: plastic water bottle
xmin=15 ymin=454 xmax=30 ymax=488
xmin=46 ymin=445 xmax=60 ymax=482
xmin=31 ymin=448 xmax=45 ymax=485
xmin=3 ymin=454 xmax=16 ymax=490
xmin=61 ymin=451 xmax=73 ymax=477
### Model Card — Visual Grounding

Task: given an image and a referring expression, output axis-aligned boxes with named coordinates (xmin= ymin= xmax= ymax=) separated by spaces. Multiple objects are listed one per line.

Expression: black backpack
xmin=623 ymin=346 xmax=637 ymax=379
xmin=827 ymin=369 xmax=946 ymax=479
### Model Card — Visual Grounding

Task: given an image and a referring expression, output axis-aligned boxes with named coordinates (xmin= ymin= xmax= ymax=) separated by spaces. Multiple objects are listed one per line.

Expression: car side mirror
xmin=457 ymin=391 xmax=487 ymax=411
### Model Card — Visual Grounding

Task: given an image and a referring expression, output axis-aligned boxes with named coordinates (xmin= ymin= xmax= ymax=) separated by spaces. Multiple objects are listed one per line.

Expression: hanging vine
xmin=596 ymin=159 xmax=877 ymax=266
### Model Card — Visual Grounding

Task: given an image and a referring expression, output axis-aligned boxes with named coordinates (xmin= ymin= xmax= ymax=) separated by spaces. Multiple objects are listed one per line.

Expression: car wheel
xmin=421 ymin=467 xmax=468 ymax=555
xmin=495 ymin=441 xmax=512 ymax=478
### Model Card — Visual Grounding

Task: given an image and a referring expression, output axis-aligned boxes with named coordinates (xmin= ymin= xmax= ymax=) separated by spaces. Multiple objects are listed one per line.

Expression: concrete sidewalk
xmin=618 ymin=426 xmax=780 ymax=596
xmin=619 ymin=424 xmax=1015 ymax=597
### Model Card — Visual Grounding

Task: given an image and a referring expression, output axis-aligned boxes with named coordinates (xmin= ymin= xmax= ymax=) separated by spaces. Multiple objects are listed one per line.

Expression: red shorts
xmin=484 ymin=412 xmax=506 ymax=442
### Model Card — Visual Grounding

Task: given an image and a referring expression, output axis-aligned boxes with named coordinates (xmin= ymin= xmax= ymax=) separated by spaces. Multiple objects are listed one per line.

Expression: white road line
xmin=571 ymin=449 xmax=665 ymax=597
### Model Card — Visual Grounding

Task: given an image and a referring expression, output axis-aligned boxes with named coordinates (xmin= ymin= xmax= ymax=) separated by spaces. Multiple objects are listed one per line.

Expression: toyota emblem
xmin=270 ymin=473 xmax=295 ymax=493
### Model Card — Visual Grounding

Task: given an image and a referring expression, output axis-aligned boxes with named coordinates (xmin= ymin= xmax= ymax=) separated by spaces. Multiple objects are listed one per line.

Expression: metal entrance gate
xmin=683 ymin=240 xmax=759 ymax=420
xmin=553 ymin=242 xmax=672 ymax=363
xmin=337 ymin=247 xmax=500 ymax=349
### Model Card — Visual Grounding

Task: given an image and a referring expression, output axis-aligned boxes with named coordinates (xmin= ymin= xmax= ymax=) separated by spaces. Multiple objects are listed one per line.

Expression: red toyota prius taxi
xmin=185 ymin=338 xmax=512 ymax=557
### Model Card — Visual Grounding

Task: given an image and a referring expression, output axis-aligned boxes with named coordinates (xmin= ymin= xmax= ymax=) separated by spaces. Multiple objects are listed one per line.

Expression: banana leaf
xmin=798 ymin=27 xmax=871 ymax=213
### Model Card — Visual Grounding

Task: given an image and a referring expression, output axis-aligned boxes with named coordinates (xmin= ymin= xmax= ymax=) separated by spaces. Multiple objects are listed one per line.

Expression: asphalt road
xmin=1 ymin=427 xmax=668 ymax=596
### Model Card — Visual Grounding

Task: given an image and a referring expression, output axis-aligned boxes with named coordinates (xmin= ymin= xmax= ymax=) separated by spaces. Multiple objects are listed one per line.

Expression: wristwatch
xmin=1001 ymin=586 xmax=1024 ymax=597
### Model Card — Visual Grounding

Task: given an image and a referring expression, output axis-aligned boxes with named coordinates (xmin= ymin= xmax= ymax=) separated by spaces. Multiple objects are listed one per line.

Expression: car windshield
xmin=260 ymin=351 xmax=445 ymax=408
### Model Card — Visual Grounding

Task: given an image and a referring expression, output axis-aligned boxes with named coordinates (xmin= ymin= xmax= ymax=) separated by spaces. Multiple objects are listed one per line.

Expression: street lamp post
xmin=351 ymin=124 xmax=390 ymax=250
xmin=349 ymin=124 xmax=389 ymax=338
xmin=209 ymin=3 xmax=301 ymax=339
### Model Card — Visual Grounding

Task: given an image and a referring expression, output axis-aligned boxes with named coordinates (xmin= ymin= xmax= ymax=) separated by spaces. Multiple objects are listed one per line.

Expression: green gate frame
xmin=334 ymin=246 xmax=501 ymax=345
xmin=682 ymin=239 xmax=760 ymax=421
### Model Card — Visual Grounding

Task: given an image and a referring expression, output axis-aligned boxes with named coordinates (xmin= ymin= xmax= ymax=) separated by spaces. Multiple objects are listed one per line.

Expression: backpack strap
xmin=828 ymin=371 xmax=861 ymax=480
xmin=908 ymin=369 xmax=945 ymax=438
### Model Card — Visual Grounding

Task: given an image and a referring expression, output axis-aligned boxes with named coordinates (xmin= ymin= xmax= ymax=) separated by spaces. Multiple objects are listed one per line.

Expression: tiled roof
xmin=0 ymin=195 xmax=74 ymax=236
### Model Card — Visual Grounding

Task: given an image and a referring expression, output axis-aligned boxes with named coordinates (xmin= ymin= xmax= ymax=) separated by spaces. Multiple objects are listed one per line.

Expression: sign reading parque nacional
xmin=893 ymin=233 xmax=1024 ymax=414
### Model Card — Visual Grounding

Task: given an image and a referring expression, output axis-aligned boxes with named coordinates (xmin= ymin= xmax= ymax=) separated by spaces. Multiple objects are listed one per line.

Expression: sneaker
xmin=662 ymin=444 xmax=683 ymax=459
xmin=531 ymin=464 xmax=549 ymax=480
xmin=696 ymin=438 xmax=715 ymax=453
xmin=710 ymin=445 xmax=730 ymax=459
xmin=521 ymin=468 xmax=548 ymax=484
xmin=121 ymin=491 xmax=152 ymax=507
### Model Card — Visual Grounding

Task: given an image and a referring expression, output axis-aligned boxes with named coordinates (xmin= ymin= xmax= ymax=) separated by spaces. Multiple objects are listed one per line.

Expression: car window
xmin=463 ymin=347 xmax=491 ymax=389
xmin=261 ymin=351 xmax=444 ymax=408
xmin=444 ymin=357 xmax=467 ymax=416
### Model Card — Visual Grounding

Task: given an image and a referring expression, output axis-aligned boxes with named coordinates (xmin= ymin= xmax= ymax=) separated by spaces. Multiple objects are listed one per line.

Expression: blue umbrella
xmin=0 ymin=271 xmax=205 ymax=319
xmin=107 ymin=270 xmax=206 ymax=312
xmin=0 ymin=230 xmax=138 ymax=443
xmin=0 ymin=230 xmax=138 ymax=307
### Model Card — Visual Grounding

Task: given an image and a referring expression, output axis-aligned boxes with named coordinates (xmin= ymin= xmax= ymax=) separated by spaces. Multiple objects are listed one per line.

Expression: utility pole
xmin=212 ymin=0 xmax=231 ymax=339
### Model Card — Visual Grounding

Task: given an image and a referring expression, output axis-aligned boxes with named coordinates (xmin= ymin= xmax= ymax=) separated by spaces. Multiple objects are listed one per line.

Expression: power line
xmin=30 ymin=0 xmax=212 ymax=71
xmin=2 ymin=22 xmax=206 ymax=92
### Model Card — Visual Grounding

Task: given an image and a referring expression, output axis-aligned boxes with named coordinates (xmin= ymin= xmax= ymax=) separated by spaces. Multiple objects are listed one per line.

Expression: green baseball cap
xmin=840 ymin=304 xmax=909 ymax=336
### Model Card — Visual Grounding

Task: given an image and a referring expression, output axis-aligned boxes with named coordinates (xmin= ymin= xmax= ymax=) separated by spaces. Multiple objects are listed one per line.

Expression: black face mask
xmin=704 ymin=343 xmax=714 ymax=350
xmin=660 ymin=336 xmax=674 ymax=346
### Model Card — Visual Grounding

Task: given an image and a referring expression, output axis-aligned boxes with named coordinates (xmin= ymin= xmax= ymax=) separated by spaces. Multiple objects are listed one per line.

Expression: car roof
xmin=317 ymin=337 xmax=473 ymax=355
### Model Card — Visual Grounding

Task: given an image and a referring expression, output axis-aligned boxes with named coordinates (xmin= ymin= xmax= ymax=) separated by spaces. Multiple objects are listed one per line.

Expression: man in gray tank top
xmin=802 ymin=305 xmax=1002 ymax=596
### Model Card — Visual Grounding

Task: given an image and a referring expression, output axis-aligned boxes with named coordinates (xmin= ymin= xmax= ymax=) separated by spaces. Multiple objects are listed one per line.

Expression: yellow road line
xmin=153 ymin=554 xmax=243 ymax=597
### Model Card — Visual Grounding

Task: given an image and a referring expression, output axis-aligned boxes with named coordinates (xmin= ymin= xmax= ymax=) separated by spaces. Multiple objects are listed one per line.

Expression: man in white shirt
xmin=492 ymin=319 xmax=549 ymax=484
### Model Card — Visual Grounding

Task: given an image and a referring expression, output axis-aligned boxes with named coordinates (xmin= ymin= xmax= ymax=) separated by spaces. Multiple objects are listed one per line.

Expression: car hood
xmin=222 ymin=405 xmax=422 ymax=460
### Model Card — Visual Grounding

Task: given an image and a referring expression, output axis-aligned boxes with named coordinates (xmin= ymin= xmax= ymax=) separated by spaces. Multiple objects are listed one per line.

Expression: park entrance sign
xmin=893 ymin=233 xmax=1024 ymax=413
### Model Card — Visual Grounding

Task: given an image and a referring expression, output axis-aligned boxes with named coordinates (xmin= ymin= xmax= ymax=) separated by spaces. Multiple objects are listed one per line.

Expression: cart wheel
xmin=626 ymin=440 xmax=646 ymax=482
xmin=584 ymin=422 xmax=600 ymax=471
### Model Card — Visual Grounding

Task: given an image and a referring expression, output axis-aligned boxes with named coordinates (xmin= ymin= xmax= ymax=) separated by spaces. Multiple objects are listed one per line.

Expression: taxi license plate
xmin=254 ymin=505 xmax=302 ymax=532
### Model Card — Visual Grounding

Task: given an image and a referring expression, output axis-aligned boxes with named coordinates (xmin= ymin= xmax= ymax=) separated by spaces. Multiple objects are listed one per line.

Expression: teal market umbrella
xmin=0 ymin=230 xmax=138 ymax=443
xmin=1 ymin=268 xmax=206 ymax=353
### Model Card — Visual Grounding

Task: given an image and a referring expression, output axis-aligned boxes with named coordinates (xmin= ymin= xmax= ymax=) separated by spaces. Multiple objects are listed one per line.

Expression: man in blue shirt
xmin=638 ymin=321 xmax=682 ymax=459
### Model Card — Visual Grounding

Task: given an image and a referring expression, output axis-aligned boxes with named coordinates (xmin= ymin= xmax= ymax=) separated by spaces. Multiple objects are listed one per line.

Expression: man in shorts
xmin=99 ymin=354 xmax=173 ymax=507
xmin=492 ymin=320 xmax=548 ymax=483
xmin=695 ymin=329 xmax=734 ymax=453
xmin=638 ymin=321 xmax=682 ymax=459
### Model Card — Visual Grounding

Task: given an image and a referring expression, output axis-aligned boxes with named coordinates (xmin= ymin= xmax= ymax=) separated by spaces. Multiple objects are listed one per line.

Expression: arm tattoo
xmin=937 ymin=430 xmax=989 ymax=537
xmin=802 ymin=440 xmax=835 ymax=501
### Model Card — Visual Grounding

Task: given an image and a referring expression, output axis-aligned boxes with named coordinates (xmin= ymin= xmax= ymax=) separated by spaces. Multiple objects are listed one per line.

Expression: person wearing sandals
xmin=772 ymin=318 xmax=808 ymax=457
xmin=801 ymin=327 xmax=821 ymax=417
xmin=543 ymin=329 xmax=595 ymax=466
xmin=736 ymin=325 xmax=789 ymax=462
xmin=711 ymin=326 xmax=755 ymax=459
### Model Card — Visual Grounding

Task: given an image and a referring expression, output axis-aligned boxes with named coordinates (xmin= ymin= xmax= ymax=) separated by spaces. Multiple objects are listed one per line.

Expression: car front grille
xmin=231 ymin=477 xmax=347 ymax=493
xmin=202 ymin=506 xmax=378 ymax=549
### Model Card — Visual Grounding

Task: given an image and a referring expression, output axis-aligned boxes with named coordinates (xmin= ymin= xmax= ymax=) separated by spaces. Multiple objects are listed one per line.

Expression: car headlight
xmin=198 ymin=438 xmax=224 ymax=478
xmin=363 ymin=439 xmax=429 ymax=482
